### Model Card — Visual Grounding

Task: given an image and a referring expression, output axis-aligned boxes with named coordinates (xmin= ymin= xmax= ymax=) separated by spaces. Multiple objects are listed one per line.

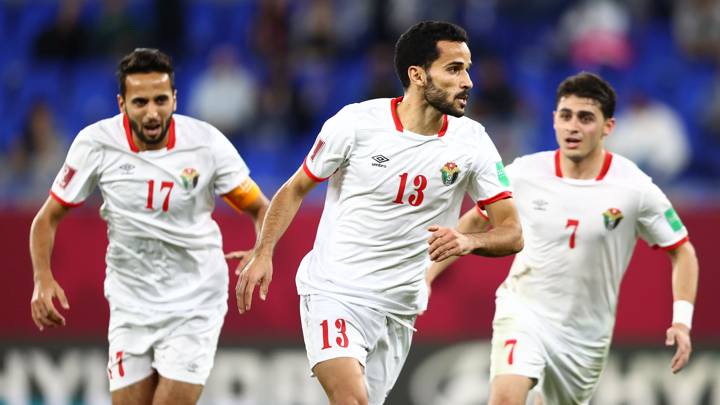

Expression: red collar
xmin=391 ymin=97 xmax=448 ymax=137
xmin=123 ymin=115 xmax=176 ymax=153
xmin=554 ymin=149 xmax=613 ymax=180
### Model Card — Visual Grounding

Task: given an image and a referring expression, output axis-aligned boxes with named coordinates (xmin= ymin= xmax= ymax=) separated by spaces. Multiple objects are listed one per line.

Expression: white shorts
xmin=490 ymin=296 xmax=606 ymax=405
xmin=299 ymin=294 xmax=416 ymax=405
xmin=106 ymin=303 xmax=227 ymax=391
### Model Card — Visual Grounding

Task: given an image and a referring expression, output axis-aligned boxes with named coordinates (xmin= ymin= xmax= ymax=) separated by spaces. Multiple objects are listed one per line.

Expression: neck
xmin=560 ymin=148 xmax=607 ymax=180
xmin=134 ymin=133 xmax=168 ymax=151
xmin=395 ymin=89 xmax=445 ymax=135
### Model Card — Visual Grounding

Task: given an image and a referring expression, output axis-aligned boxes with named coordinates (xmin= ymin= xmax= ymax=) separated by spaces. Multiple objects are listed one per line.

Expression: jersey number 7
xmin=566 ymin=219 xmax=579 ymax=249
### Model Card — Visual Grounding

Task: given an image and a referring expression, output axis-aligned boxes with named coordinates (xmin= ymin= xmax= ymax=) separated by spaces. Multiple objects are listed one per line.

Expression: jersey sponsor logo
xmin=57 ymin=163 xmax=77 ymax=189
xmin=603 ymin=207 xmax=624 ymax=230
xmin=372 ymin=155 xmax=389 ymax=168
xmin=532 ymin=199 xmax=548 ymax=211
xmin=440 ymin=161 xmax=460 ymax=185
xmin=664 ymin=208 xmax=684 ymax=232
xmin=495 ymin=162 xmax=509 ymax=187
xmin=180 ymin=168 xmax=199 ymax=190
xmin=118 ymin=163 xmax=135 ymax=175
xmin=310 ymin=139 xmax=326 ymax=161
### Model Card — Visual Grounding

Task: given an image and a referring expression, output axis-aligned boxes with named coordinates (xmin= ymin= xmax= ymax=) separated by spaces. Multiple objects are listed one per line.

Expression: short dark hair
xmin=394 ymin=21 xmax=469 ymax=89
xmin=556 ymin=72 xmax=616 ymax=119
xmin=117 ymin=48 xmax=175 ymax=97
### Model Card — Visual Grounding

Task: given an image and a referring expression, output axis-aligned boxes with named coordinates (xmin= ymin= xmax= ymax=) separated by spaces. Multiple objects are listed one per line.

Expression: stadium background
xmin=0 ymin=1 xmax=719 ymax=404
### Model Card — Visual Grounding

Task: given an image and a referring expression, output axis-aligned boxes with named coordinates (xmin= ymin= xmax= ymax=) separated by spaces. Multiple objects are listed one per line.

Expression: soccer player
xmin=231 ymin=21 xmax=523 ymax=405
xmin=29 ymin=48 xmax=269 ymax=405
xmin=427 ymin=72 xmax=699 ymax=405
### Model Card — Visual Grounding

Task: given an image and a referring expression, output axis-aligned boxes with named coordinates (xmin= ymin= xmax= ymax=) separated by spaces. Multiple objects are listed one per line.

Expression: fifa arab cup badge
xmin=603 ymin=208 xmax=624 ymax=230
xmin=181 ymin=168 xmax=199 ymax=190
xmin=441 ymin=162 xmax=460 ymax=186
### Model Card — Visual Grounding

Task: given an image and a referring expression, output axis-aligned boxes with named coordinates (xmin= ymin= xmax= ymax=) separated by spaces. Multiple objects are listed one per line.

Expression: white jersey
xmin=497 ymin=150 xmax=689 ymax=347
xmin=50 ymin=113 xmax=249 ymax=311
xmin=298 ymin=97 xmax=511 ymax=315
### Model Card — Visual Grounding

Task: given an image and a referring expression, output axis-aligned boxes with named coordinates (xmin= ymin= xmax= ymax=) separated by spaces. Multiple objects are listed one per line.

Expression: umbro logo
xmin=372 ymin=155 xmax=389 ymax=168
xmin=119 ymin=163 xmax=135 ymax=175
xmin=532 ymin=199 xmax=548 ymax=211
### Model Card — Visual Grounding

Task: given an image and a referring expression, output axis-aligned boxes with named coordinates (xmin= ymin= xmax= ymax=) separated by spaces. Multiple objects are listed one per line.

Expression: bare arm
xmin=428 ymin=197 xmax=523 ymax=263
xmin=29 ymin=196 xmax=72 ymax=330
xmin=222 ymin=178 xmax=270 ymax=274
xmin=664 ymin=241 xmax=699 ymax=374
xmin=426 ymin=207 xmax=491 ymax=286
xmin=235 ymin=166 xmax=318 ymax=313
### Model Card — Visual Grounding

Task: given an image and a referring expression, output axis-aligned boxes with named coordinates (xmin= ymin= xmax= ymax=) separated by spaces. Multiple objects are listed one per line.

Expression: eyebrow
xmin=445 ymin=61 xmax=471 ymax=69
xmin=559 ymin=107 xmax=596 ymax=116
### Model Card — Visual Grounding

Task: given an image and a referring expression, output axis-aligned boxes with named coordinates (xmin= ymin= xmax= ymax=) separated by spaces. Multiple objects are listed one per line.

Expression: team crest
xmin=180 ymin=168 xmax=199 ymax=190
xmin=603 ymin=208 xmax=623 ymax=230
xmin=440 ymin=162 xmax=460 ymax=186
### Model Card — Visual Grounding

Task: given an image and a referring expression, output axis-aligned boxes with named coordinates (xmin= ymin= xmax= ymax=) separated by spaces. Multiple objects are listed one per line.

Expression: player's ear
xmin=117 ymin=94 xmax=125 ymax=114
xmin=172 ymin=89 xmax=178 ymax=112
xmin=408 ymin=66 xmax=426 ymax=87
xmin=603 ymin=117 xmax=616 ymax=137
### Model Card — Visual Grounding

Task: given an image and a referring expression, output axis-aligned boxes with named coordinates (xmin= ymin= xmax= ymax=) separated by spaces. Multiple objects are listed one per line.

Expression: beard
xmin=424 ymin=75 xmax=469 ymax=118
xmin=127 ymin=114 xmax=172 ymax=146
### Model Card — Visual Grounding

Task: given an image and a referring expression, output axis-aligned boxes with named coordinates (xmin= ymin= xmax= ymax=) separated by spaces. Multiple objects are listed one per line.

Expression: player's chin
xmin=448 ymin=104 xmax=466 ymax=118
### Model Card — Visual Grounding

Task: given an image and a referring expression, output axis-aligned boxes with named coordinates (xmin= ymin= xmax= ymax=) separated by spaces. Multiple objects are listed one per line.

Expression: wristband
xmin=672 ymin=300 xmax=694 ymax=329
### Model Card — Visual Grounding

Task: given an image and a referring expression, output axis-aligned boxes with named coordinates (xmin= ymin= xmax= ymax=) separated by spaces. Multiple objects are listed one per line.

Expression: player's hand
xmin=427 ymin=225 xmax=473 ymax=262
xmin=30 ymin=273 xmax=69 ymax=331
xmin=665 ymin=323 xmax=692 ymax=373
xmin=225 ymin=249 xmax=253 ymax=276
xmin=235 ymin=254 xmax=273 ymax=314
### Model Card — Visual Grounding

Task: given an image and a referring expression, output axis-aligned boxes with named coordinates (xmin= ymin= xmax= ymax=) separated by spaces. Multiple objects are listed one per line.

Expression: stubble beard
xmin=128 ymin=114 xmax=172 ymax=146
xmin=424 ymin=75 xmax=467 ymax=118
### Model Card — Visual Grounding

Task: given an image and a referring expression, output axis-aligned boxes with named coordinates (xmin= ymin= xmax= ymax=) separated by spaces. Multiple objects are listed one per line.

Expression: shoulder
xmin=334 ymin=98 xmax=389 ymax=124
xmin=173 ymin=114 xmax=227 ymax=146
xmin=443 ymin=116 xmax=493 ymax=150
xmin=72 ymin=114 xmax=124 ymax=148
xmin=506 ymin=151 xmax=556 ymax=179
xmin=606 ymin=152 xmax=653 ymax=185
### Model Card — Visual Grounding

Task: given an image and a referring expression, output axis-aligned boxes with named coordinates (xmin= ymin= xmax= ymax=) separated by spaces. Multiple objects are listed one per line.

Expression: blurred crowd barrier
xmin=1 ymin=204 xmax=718 ymax=404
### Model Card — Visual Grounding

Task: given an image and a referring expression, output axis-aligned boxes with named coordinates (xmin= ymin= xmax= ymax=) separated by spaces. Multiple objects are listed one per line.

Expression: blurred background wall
xmin=0 ymin=0 xmax=718 ymax=404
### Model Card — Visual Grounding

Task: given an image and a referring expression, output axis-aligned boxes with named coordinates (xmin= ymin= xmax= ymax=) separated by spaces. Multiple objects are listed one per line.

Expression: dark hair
xmin=117 ymin=48 xmax=175 ymax=97
xmin=394 ymin=21 xmax=469 ymax=89
xmin=556 ymin=72 xmax=616 ymax=119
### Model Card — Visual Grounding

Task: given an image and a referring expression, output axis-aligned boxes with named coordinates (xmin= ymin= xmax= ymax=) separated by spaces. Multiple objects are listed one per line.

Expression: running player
xmin=427 ymin=72 xmax=699 ymax=405
xmin=29 ymin=48 xmax=269 ymax=405
xmin=234 ymin=21 xmax=523 ymax=405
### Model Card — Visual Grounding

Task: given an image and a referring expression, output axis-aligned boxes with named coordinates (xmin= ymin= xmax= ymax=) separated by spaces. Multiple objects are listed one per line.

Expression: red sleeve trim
xmin=652 ymin=236 xmax=689 ymax=251
xmin=302 ymin=158 xmax=330 ymax=183
xmin=477 ymin=191 xmax=513 ymax=208
xmin=474 ymin=204 xmax=489 ymax=220
xmin=50 ymin=190 xmax=83 ymax=207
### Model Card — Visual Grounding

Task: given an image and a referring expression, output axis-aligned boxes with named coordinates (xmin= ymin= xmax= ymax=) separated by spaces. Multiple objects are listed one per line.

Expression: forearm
xmin=671 ymin=242 xmax=699 ymax=303
xmin=466 ymin=222 xmax=523 ymax=257
xmin=254 ymin=183 xmax=306 ymax=257
xmin=29 ymin=212 xmax=58 ymax=281
xmin=428 ymin=208 xmax=490 ymax=282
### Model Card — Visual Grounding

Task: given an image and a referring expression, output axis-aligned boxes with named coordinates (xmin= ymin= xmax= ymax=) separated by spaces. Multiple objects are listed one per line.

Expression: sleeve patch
xmin=664 ymin=208 xmax=684 ymax=232
xmin=310 ymin=139 xmax=326 ymax=161
xmin=496 ymin=161 xmax=510 ymax=187
xmin=57 ymin=163 xmax=77 ymax=189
